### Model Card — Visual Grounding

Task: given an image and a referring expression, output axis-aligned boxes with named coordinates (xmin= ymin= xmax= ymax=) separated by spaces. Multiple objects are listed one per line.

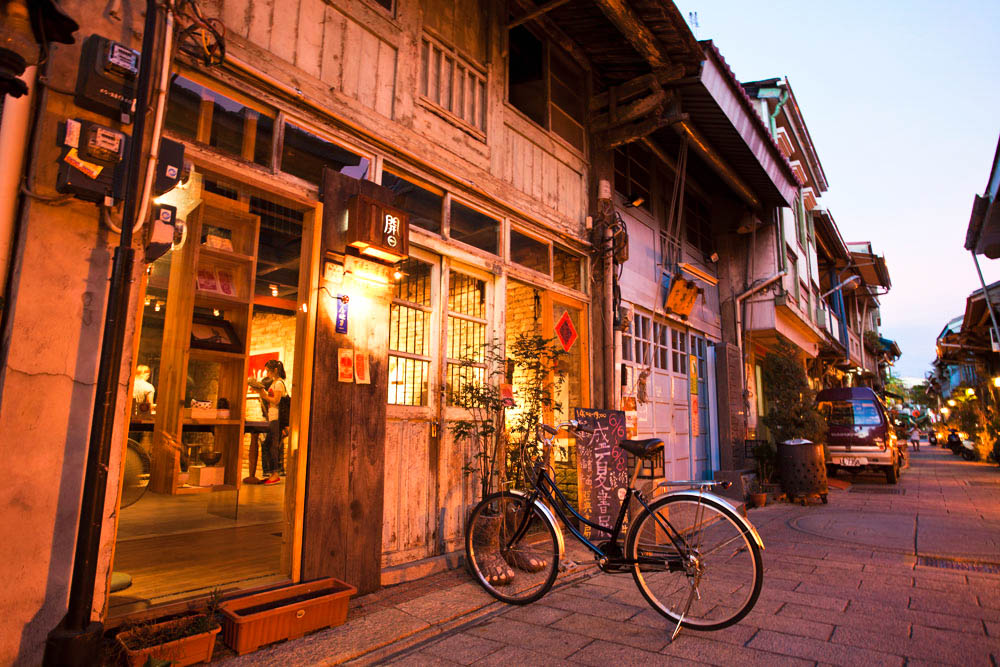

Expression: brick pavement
xmin=220 ymin=443 xmax=1000 ymax=665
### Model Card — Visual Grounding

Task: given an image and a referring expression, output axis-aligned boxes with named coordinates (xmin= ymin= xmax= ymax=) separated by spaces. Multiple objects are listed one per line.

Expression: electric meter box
xmin=56 ymin=119 xmax=129 ymax=204
xmin=75 ymin=35 xmax=140 ymax=124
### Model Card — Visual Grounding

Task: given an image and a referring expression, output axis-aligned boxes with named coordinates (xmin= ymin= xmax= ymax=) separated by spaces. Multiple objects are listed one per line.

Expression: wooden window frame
xmin=419 ymin=32 xmax=488 ymax=138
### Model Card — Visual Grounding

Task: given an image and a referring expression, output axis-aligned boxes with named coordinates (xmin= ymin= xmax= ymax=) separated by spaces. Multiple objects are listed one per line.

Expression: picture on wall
xmin=190 ymin=314 xmax=243 ymax=353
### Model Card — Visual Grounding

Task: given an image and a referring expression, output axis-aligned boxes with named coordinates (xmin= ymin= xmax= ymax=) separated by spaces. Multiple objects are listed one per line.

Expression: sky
xmin=671 ymin=0 xmax=1000 ymax=384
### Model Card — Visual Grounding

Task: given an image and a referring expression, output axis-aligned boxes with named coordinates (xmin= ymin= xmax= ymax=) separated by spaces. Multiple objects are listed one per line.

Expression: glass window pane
xmin=388 ymin=356 xmax=428 ymax=406
xmin=510 ymin=230 xmax=550 ymax=274
xmin=164 ymin=76 xmax=201 ymax=140
xmin=382 ymin=171 xmax=443 ymax=234
xmin=281 ymin=123 xmax=369 ymax=184
xmin=450 ymin=201 xmax=498 ymax=254
xmin=553 ymin=246 xmax=581 ymax=291
xmin=448 ymin=271 xmax=486 ymax=318
xmin=507 ymin=26 xmax=546 ymax=126
xmin=394 ymin=258 xmax=432 ymax=306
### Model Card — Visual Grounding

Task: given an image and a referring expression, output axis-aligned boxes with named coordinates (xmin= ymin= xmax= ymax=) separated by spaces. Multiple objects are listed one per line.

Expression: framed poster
xmin=190 ymin=315 xmax=242 ymax=353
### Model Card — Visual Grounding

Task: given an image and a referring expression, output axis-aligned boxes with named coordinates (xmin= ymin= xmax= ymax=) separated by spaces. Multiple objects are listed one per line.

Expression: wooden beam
xmin=589 ymin=66 xmax=686 ymax=112
xmin=674 ymin=121 xmax=761 ymax=209
xmin=592 ymin=0 xmax=671 ymax=69
xmin=639 ymin=136 xmax=708 ymax=200
xmin=509 ymin=0 xmax=592 ymax=72
xmin=592 ymin=88 xmax=669 ymax=131
xmin=597 ymin=111 xmax=688 ymax=149
xmin=508 ymin=0 xmax=572 ymax=29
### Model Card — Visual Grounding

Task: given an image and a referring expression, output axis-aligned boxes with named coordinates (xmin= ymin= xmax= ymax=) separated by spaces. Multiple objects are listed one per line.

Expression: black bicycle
xmin=465 ymin=420 xmax=765 ymax=638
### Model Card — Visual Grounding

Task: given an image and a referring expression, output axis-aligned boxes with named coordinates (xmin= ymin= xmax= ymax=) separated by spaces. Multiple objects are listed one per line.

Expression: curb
xmin=342 ymin=563 xmax=600 ymax=665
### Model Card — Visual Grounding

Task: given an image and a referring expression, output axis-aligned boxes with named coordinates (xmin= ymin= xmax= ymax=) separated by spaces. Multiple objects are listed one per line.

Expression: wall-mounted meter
xmin=56 ymin=118 xmax=129 ymax=204
xmin=75 ymin=35 xmax=140 ymax=124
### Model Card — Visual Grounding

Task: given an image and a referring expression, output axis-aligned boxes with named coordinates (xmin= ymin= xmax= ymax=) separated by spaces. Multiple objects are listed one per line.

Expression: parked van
xmin=816 ymin=387 xmax=902 ymax=484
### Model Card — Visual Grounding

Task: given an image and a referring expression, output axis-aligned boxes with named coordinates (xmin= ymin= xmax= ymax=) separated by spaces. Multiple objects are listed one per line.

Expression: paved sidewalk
xmin=222 ymin=444 xmax=1000 ymax=665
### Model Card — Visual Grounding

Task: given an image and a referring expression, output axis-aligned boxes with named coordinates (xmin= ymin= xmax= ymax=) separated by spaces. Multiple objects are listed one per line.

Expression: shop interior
xmin=109 ymin=172 xmax=311 ymax=617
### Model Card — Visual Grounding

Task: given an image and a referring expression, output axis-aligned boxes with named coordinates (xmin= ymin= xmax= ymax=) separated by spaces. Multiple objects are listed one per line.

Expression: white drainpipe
xmin=0 ymin=66 xmax=36 ymax=304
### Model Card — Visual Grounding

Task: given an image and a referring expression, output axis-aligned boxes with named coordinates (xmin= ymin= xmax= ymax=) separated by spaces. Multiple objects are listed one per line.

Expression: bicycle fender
xmin=665 ymin=491 xmax=765 ymax=550
xmin=508 ymin=489 xmax=565 ymax=561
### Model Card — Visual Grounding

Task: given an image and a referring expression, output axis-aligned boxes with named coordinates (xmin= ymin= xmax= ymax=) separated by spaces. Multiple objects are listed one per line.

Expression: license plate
xmin=837 ymin=457 xmax=865 ymax=466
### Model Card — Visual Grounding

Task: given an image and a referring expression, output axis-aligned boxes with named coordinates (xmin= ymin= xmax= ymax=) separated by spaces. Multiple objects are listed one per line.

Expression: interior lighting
xmin=393 ymin=269 xmax=403 ymax=281
xmin=154 ymin=301 xmax=161 ymax=312
xmin=300 ymin=303 xmax=308 ymax=313
xmin=212 ymin=308 xmax=220 ymax=317
xmin=623 ymin=194 xmax=645 ymax=208
xmin=269 ymin=284 xmax=279 ymax=297
xmin=346 ymin=268 xmax=390 ymax=286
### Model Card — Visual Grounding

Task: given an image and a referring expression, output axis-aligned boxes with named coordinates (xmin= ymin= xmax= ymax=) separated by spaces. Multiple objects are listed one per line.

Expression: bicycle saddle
xmin=617 ymin=438 xmax=664 ymax=459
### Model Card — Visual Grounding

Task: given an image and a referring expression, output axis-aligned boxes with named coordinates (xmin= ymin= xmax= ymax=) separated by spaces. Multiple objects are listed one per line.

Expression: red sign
xmin=555 ymin=310 xmax=578 ymax=352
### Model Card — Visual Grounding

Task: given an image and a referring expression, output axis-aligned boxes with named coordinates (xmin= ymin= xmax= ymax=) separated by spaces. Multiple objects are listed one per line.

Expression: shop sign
xmin=335 ymin=296 xmax=349 ymax=334
xmin=554 ymin=310 xmax=578 ymax=352
xmin=346 ymin=194 xmax=409 ymax=263
xmin=664 ymin=277 xmax=700 ymax=319
xmin=574 ymin=408 xmax=629 ymax=539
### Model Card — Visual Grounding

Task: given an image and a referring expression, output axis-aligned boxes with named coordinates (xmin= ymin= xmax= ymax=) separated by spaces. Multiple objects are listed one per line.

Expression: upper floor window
xmin=450 ymin=200 xmax=499 ymax=255
xmin=281 ymin=122 xmax=370 ymax=185
xmin=382 ymin=169 xmax=444 ymax=235
xmin=684 ymin=197 xmax=714 ymax=258
xmin=419 ymin=35 xmax=487 ymax=134
xmin=614 ymin=144 xmax=651 ymax=211
xmin=508 ymin=25 xmax=585 ymax=151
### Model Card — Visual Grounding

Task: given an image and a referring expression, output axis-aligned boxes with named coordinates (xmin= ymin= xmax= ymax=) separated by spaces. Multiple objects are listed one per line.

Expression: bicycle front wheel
xmin=465 ymin=492 xmax=560 ymax=605
xmin=626 ymin=494 xmax=763 ymax=630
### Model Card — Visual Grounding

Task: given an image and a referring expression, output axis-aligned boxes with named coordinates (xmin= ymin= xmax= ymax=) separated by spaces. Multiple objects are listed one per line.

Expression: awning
xmin=664 ymin=42 xmax=800 ymax=209
xmin=849 ymin=250 xmax=891 ymax=289
xmin=878 ymin=337 xmax=901 ymax=359
xmin=965 ymin=135 xmax=1000 ymax=258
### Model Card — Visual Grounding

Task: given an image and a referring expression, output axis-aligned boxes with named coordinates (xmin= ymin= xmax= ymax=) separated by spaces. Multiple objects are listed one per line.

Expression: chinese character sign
xmin=574 ymin=408 xmax=630 ymax=539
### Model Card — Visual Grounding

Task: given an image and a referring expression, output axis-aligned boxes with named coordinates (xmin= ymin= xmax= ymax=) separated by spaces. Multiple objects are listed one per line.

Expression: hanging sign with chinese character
xmin=574 ymin=408 xmax=630 ymax=539
xmin=335 ymin=295 xmax=349 ymax=334
xmin=555 ymin=310 xmax=578 ymax=352
xmin=346 ymin=194 xmax=409 ymax=263
xmin=664 ymin=277 xmax=700 ymax=319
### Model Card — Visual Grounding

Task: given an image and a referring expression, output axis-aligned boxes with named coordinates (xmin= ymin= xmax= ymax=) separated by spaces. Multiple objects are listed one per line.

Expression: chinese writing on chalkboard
xmin=574 ymin=408 xmax=630 ymax=539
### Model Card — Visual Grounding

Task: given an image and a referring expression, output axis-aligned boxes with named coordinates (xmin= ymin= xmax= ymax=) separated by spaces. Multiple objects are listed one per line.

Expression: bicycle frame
xmin=508 ymin=450 xmax=694 ymax=571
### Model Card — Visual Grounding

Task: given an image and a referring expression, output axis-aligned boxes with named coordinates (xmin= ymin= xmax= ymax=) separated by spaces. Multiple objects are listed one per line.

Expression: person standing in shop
xmin=257 ymin=359 xmax=287 ymax=485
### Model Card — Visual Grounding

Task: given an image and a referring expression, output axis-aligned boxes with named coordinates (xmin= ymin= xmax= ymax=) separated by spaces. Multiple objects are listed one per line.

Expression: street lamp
xmin=947 ymin=399 xmax=957 ymax=407
xmin=966 ymin=387 xmax=976 ymax=397
xmin=941 ymin=406 xmax=951 ymax=417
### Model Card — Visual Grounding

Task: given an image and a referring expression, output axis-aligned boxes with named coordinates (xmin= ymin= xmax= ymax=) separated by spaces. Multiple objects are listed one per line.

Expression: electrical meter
xmin=56 ymin=119 xmax=129 ymax=204
xmin=75 ymin=35 xmax=140 ymax=124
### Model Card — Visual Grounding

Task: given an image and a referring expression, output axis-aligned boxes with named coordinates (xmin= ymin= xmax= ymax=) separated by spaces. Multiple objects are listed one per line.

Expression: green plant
xmin=760 ymin=340 xmax=827 ymax=446
xmin=450 ymin=334 xmax=565 ymax=499
xmin=751 ymin=441 xmax=776 ymax=485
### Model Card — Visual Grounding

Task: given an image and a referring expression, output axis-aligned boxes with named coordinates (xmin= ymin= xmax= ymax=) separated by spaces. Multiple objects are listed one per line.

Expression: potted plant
xmin=748 ymin=477 xmax=768 ymax=508
xmin=116 ymin=610 xmax=221 ymax=667
xmin=218 ymin=577 xmax=356 ymax=656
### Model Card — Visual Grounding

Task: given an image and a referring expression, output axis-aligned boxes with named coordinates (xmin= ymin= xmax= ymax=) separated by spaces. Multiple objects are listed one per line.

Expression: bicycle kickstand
xmin=670 ymin=580 xmax=699 ymax=642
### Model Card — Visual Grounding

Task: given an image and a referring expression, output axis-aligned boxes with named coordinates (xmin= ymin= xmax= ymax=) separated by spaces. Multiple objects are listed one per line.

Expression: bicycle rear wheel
xmin=465 ymin=492 xmax=560 ymax=604
xmin=626 ymin=494 xmax=762 ymax=630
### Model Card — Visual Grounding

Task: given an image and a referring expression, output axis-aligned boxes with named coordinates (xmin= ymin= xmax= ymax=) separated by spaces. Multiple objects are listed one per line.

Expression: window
xmin=381 ymin=170 xmax=443 ymax=234
xmin=508 ymin=25 xmax=585 ymax=151
xmin=419 ymin=36 xmax=487 ymax=133
xmin=165 ymin=75 xmax=274 ymax=168
xmin=653 ymin=322 xmax=669 ymax=371
xmin=280 ymin=123 xmax=370 ymax=185
xmin=818 ymin=400 xmax=882 ymax=427
xmin=373 ymin=0 xmax=392 ymax=10
xmin=510 ymin=230 xmax=550 ymax=274
xmin=691 ymin=334 xmax=707 ymax=379
xmin=671 ymin=327 xmax=687 ymax=373
xmin=630 ymin=314 xmax=651 ymax=366
xmin=684 ymin=197 xmax=714 ymax=257
xmin=553 ymin=245 xmax=582 ymax=291
xmin=450 ymin=200 xmax=499 ymax=254
xmin=420 ymin=0 xmax=487 ymax=64
xmin=388 ymin=259 xmax=433 ymax=406
xmin=614 ymin=144 xmax=651 ymax=211
xmin=446 ymin=271 xmax=487 ymax=404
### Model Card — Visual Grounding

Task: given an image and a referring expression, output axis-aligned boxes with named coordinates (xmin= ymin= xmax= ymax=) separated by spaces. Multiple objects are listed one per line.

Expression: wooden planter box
xmin=219 ymin=578 xmax=356 ymax=655
xmin=117 ymin=615 xmax=220 ymax=667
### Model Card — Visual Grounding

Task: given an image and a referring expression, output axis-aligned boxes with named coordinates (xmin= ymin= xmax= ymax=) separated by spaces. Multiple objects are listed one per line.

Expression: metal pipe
xmin=604 ymin=220 xmax=615 ymax=409
xmin=0 ymin=66 xmax=36 ymax=305
xmin=735 ymin=270 xmax=787 ymax=387
xmin=768 ymin=89 xmax=789 ymax=138
xmin=43 ymin=1 xmax=159 ymax=662
xmin=972 ymin=251 xmax=1000 ymax=353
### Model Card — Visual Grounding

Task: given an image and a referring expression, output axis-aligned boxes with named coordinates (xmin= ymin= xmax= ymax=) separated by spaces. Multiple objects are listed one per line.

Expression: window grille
xmin=446 ymin=271 xmax=487 ymax=404
xmin=388 ymin=259 xmax=433 ymax=406
xmin=420 ymin=35 xmax=487 ymax=133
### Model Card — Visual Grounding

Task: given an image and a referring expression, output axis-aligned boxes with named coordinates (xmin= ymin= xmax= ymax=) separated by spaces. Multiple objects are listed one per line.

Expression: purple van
xmin=816 ymin=386 xmax=902 ymax=484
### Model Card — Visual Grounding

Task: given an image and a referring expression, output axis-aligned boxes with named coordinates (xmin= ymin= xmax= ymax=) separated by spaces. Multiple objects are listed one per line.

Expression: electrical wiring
xmin=173 ymin=0 xmax=226 ymax=66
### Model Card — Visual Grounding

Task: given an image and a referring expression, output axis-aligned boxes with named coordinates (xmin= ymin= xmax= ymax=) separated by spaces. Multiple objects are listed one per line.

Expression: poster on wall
xmin=354 ymin=350 xmax=370 ymax=384
xmin=338 ymin=348 xmax=354 ymax=382
xmin=574 ymin=408 xmax=630 ymax=539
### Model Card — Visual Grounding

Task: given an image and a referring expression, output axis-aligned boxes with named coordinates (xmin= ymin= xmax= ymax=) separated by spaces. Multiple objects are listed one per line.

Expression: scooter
xmin=947 ymin=430 xmax=962 ymax=455
xmin=961 ymin=439 xmax=980 ymax=461
xmin=928 ymin=431 xmax=938 ymax=446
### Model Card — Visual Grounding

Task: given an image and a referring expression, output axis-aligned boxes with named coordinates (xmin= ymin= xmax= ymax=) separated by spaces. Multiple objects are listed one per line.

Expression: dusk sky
xmin=673 ymin=0 xmax=1000 ymax=383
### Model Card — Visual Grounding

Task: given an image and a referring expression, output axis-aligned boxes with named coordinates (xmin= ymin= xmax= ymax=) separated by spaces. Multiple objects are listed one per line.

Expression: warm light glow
xmin=213 ymin=308 xmax=220 ymax=317
xmin=154 ymin=301 xmax=161 ymax=312
xmin=393 ymin=269 xmax=403 ymax=281
xmin=144 ymin=297 xmax=151 ymax=306
xmin=346 ymin=268 xmax=390 ymax=285
xmin=360 ymin=245 xmax=405 ymax=263
xmin=947 ymin=399 xmax=957 ymax=407
xmin=300 ymin=303 xmax=308 ymax=313
xmin=993 ymin=377 xmax=1000 ymax=388
xmin=269 ymin=284 xmax=279 ymax=297
xmin=966 ymin=387 xmax=976 ymax=396
xmin=940 ymin=407 xmax=950 ymax=416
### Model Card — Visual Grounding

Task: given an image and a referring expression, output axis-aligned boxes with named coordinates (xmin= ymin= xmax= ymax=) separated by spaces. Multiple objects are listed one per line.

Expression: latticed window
xmin=671 ymin=327 xmax=688 ymax=374
xmin=653 ymin=322 xmax=669 ymax=371
xmin=446 ymin=271 xmax=487 ymax=404
xmin=420 ymin=35 xmax=487 ymax=134
xmin=388 ymin=259 xmax=433 ymax=405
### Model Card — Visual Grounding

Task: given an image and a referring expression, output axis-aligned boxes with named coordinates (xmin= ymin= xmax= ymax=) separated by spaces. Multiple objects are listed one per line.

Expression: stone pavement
xmin=221 ymin=442 xmax=1000 ymax=666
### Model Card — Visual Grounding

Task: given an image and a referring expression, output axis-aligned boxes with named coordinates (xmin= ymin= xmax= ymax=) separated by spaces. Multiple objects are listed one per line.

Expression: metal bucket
xmin=777 ymin=438 xmax=829 ymax=503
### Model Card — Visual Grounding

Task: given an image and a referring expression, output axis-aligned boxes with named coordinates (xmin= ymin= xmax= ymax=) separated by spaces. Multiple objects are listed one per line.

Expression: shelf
xmin=199 ymin=245 xmax=255 ymax=265
xmin=189 ymin=348 xmax=247 ymax=362
xmin=182 ymin=418 xmax=242 ymax=426
xmin=195 ymin=290 xmax=250 ymax=307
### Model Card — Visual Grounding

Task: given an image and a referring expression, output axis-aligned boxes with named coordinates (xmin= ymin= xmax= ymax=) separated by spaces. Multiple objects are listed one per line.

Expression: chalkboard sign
xmin=574 ymin=408 xmax=630 ymax=539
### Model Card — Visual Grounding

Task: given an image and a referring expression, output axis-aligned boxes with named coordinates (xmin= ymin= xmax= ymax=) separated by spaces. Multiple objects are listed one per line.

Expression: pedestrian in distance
xmin=909 ymin=426 xmax=921 ymax=452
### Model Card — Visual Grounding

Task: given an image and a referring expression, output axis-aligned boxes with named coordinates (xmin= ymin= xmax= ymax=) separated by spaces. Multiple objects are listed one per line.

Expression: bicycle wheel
xmin=626 ymin=494 xmax=763 ymax=630
xmin=465 ymin=492 xmax=560 ymax=604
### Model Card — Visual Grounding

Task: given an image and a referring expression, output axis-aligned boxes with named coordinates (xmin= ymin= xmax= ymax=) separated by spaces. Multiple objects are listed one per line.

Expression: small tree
xmin=760 ymin=340 xmax=827 ymax=446
xmin=450 ymin=334 xmax=566 ymax=500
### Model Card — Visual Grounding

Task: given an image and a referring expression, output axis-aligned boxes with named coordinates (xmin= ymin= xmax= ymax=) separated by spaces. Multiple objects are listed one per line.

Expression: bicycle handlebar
xmin=536 ymin=420 xmax=593 ymax=442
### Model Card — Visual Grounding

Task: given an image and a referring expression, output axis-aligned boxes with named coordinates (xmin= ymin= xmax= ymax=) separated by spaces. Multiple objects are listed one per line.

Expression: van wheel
xmin=884 ymin=463 xmax=899 ymax=485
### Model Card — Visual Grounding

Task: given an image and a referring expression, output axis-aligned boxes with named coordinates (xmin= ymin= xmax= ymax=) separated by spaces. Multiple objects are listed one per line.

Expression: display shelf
xmin=194 ymin=291 xmax=251 ymax=307
xmin=188 ymin=348 xmax=246 ymax=362
xmin=183 ymin=418 xmax=243 ymax=426
xmin=199 ymin=246 xmax=256 ymax=265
